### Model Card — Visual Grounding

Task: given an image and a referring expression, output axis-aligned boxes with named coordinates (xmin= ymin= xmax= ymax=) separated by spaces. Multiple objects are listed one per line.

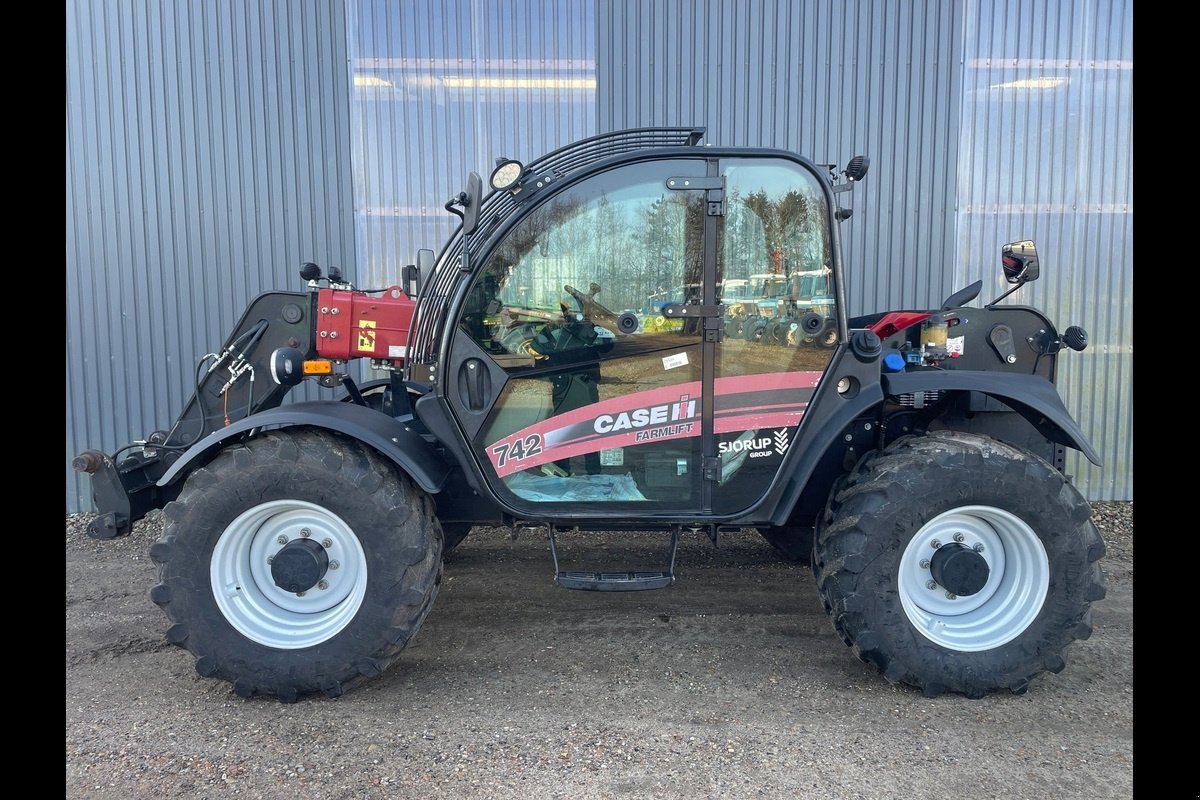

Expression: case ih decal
xmin=487 ymin=371 xmax=821 ymax=477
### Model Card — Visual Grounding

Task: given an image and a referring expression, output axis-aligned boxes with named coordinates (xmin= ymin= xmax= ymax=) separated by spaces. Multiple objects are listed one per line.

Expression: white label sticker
xmin=946 ymin=336 xmax=964 ymax=356
xmin=662 ymin=352 xmax=689 ymax=370
xmin=388 ymin=345 xmax=408 ymax=358
xmin=600 ymin=448 xmax=624 ymax=466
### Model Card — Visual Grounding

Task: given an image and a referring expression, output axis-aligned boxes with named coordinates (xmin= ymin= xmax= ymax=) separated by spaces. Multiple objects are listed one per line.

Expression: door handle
xmin=461 ymin=358 xmax=488 ymax=412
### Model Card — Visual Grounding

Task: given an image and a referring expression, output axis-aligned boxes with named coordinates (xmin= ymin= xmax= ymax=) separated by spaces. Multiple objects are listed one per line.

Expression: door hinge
xmin=702 ymin=456 xmax=722 ymax=482
xmin=706 ymin=188 xmax=725 ymax=217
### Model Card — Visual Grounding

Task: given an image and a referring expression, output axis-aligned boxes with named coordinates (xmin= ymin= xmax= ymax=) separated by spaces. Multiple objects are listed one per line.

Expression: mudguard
xmin=156 ymin=400 xmax=451 ymax=493
xmin=881 ymin=370 xmax=1102 ymax=466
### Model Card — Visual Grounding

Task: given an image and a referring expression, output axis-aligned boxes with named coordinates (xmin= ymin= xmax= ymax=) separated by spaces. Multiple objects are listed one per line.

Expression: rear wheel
xmin=812 ymin=431 xmax=1105 ymax=697
xmin=150 ymin=429 xmax=443 ymax=702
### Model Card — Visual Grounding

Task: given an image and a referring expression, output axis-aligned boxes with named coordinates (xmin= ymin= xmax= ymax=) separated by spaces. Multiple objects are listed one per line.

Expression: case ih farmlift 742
xmin=74 ymin=128 xmax=1103 ymax=703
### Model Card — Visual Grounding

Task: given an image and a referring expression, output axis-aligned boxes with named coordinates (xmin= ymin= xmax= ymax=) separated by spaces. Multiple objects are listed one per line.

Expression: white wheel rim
xmin=897 ymin=505 xmax=1048 ymax=652
xmin=210 ymin=500 xmax=368 ymax=649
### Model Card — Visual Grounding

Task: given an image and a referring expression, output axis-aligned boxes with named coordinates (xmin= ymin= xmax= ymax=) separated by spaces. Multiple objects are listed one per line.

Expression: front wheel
xmin=150 ymin=429 xmax=443 ymax=702
xmin=812 ymin=431 xmax=1105 ymax=697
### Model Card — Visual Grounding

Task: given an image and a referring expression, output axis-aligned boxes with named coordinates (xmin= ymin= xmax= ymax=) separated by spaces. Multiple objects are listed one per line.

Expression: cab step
xmin=549 ymin=530 xmax=680 ymax=592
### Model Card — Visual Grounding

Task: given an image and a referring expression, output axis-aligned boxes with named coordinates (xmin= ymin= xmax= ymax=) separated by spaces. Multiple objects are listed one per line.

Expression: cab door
xmin=448 ymin=158 xmax=713 ymax=513
xmin=710 ymin=157 xmax=839 ymax=514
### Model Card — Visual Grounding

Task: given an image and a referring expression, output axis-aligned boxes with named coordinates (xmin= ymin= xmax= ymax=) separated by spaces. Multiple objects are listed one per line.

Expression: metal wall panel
xmin=345 ymin=0 xmax=598 ymax=289
xmin=957 ymin=0 xmax=1132 ymax=500
xmin=66 ymin=0 xmax=356 ymax=511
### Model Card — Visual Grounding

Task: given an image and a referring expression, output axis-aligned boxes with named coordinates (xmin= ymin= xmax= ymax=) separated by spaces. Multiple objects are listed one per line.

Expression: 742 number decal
xmin=491 ymin=434 xmax=543 ymax=468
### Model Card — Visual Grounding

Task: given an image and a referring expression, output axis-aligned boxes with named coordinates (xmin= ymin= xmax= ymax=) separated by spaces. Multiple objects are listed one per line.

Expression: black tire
xmin=758 ymin=525 xmax=814 ymax=563
xmin=745 ymin=319 xmax=767 ymax=342
xmin=761 ymin=319 xmax=780 ymax=345
xmin=812 ymin=430 xmax=1105 ymax=698
xmin=817 ymin=325 xmax=838 ymax=349
xmin=150 ymin=429 xmax=443 ymax=702
xmin=345 ymin=388 xmax=473 ymax=555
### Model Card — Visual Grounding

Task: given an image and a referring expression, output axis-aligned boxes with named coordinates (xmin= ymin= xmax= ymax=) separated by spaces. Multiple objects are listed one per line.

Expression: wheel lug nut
xmin=300 ymin=528 xmax=311 ymax=538
xmin=945 ymin=591 xmax=957 ymax=600
xmin=953 ymin=532 xmax=965 ymax=543
xmin=330 ymin=560 xmax=340 ymax=570
xmin=973 ymin=543 xmax=985 ymax=553
xmin=926 ymin=580 xmax=937 ymax=590
xmin=277 ymin=535 xmax=288 ymax=545
xmin=266 ymin=556 xmax=274 ymax=565
xmin=318 ymin=580 xmax=329 ymax=590
xmin=919 ymin=559 xmax=930 ymax=569
xmin=296 ymin=590 xmax=306 ymax=597
xmin=930 ymin=540 xmax=941 ymax=549
xmin=322 ymin=538 xmax=333 ymax=548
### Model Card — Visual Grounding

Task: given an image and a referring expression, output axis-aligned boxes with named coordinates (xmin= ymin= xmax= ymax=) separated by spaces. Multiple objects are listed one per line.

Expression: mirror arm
xmin=986 ymin=281 xmax=1025 ymax=307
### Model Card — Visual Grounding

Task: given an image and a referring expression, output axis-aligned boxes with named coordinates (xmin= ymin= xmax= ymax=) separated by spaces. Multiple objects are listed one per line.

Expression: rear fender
xmin=881 ymin=370 xmax=1101 ymax=466
xmin=761 ymin=363 xmax=1099 ymax=529
xmin=157 ymin=400 xmax=450 ymax=493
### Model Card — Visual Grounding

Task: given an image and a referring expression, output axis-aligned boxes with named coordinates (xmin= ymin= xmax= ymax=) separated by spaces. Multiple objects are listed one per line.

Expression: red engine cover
xmin=314 ymin=286 xmax=416 ymax=365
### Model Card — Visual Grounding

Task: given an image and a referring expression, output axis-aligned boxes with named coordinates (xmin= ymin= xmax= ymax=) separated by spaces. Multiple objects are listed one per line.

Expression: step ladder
xmin=548 ymin=529 xmax=680 ymax=591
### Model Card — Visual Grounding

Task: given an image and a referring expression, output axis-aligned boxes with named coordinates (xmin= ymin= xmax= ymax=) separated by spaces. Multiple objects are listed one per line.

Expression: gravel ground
xmin=66 ymin=502 xmax=1132 ymax=799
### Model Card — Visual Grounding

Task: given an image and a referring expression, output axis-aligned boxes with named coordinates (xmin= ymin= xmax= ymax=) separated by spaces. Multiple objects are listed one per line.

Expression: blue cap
xmin=882 ymin=352 xmax=907 ymax=373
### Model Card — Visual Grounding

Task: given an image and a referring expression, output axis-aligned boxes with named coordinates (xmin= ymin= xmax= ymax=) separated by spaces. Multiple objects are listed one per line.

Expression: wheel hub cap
xmin=270 ymin=538 xmax=330 ymax=593
xmin=929 ymin=542 xmax=989 ymax=596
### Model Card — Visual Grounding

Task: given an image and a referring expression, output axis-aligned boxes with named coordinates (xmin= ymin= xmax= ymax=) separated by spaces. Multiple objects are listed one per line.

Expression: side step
xmin=549 ymin=530 xmax=680 ymax=592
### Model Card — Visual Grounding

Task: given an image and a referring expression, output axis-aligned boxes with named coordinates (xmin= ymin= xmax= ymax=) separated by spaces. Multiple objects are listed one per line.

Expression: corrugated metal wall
xmin=65 ymin=0 xmax=1131 ymax=509
xmin=956 ymin=0 xmax=1132 ymax=500
xmin=65 ymin=0 xmax=357 ymax=512
xmin=345 ymin=0 xmax=597 ymax=289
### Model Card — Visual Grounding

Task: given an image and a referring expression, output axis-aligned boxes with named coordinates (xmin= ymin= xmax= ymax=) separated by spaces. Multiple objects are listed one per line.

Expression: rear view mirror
xmin=404 ymin=248 xmax=436 ymax=297
xmin=462 ymin=172 xmax=483 ymax=236
xmin=1001 ymin=240 xmax=1040 ymax=285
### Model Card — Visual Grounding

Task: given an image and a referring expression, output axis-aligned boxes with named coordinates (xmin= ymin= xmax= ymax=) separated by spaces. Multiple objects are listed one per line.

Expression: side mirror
xmin=462 ymin=172 xmax=483 ymax=236
xmin=404 ymin=248 xmax=436 ymax=297
xmin=1001 ymin=240 xmax=1040 ymax=285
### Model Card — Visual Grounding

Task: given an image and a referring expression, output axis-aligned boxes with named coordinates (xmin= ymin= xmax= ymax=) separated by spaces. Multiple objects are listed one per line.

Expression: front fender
xmin=882 ymin=370 xmax=1102 ymax=466
xmin=157 ymin=401 xmax=451 ymax=493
